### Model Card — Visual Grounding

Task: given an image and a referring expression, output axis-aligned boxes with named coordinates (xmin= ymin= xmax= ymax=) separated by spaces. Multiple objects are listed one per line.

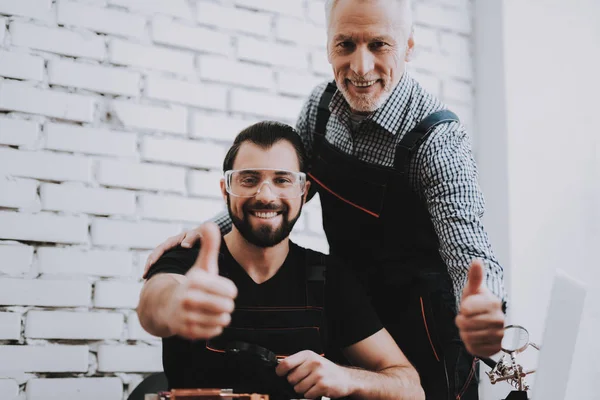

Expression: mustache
xmin=244 ymin=202 xmax=286 ymax=212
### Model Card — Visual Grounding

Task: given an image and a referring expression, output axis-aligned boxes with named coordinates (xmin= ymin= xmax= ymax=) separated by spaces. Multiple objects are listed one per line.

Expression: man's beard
xmin=227 ymin=197 xmax=303 ymax=248
xmin=337 ymin=77 xmax=394 ymax=113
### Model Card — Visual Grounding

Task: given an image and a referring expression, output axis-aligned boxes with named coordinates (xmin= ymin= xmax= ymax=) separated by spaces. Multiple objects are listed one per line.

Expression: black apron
xmin=308 ymin=82 xmax=479 ymax=400
xmin=205 ymin=250 xmax=327 ymax=399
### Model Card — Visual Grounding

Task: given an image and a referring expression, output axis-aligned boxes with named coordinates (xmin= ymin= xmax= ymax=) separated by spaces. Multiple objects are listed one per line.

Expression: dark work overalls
xmin=307 ymin=82 xmax=479 ymax=400
xmin=204 ymin=250 xmax=327 ymax=400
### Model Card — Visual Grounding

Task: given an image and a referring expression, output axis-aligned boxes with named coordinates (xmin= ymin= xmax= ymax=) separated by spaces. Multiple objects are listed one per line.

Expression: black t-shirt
xmin=146 ymin=239 xmax=382 ymax=391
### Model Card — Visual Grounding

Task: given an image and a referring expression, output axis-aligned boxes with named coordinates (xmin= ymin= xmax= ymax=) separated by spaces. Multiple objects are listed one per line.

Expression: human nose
xmin=254 ymin=181 xmax=278 ymax=201
xmin=350 ymin=46 xmax=374 ymax=77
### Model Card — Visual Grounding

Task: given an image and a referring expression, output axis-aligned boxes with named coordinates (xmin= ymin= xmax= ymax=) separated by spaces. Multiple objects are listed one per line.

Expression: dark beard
xmin=227 ymin=197 xmax=303 ymax=248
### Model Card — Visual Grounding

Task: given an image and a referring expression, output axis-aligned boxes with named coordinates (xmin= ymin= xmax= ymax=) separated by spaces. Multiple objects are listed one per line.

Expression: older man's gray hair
xmin=324 ymin=0 xmax=414 ymax=37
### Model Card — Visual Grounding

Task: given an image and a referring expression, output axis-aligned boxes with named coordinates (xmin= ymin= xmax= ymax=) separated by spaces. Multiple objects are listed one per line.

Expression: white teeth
xmin=351 ymin=80 xmax=376 ymax=87
xmin=253 ymin=211 xmax=278 ymax=219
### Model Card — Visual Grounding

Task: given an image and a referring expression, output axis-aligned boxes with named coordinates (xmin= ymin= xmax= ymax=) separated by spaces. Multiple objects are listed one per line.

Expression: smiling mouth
xmin=251 ymin=211 xmax=281 ymax=219
xmin=349 ymin=79 xmax=378 ymax=88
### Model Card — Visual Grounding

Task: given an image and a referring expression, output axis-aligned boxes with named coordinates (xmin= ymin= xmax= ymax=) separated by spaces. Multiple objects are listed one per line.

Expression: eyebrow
xmin=332 ymin=33 xmax=395 ymax=43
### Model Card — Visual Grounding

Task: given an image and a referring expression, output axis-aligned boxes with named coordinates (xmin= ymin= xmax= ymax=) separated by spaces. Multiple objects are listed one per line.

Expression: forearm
xmin=345 ymin=365 xmax=424 ymax=400
xmin=137 ymin=275 xmax=180 ymax=337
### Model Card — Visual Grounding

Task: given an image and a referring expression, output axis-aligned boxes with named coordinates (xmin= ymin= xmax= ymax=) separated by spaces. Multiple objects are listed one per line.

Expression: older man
xmin=145 ymin=1 xmax=506 ymax=398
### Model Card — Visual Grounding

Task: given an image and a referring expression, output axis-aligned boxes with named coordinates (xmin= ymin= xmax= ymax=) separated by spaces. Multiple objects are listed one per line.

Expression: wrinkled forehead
xmin=232 ymin=169 xmax=299 ymax=178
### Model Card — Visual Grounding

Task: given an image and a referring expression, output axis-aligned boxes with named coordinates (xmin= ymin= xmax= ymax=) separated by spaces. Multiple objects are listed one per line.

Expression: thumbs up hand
xmin=165 ymin=222 xmax=238 ymax=340
xmin=455 ymin=259 xmax=505 ymax=357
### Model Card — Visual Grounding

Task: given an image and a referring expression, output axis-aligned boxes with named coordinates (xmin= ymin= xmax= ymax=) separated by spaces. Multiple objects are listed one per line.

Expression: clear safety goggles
xmin=224 ymin=168 xmax=307 ymax=199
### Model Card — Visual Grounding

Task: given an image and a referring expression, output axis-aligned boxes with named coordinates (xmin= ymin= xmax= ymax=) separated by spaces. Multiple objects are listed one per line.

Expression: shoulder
xmin=298 ymin=80 xmax=334 ymax=127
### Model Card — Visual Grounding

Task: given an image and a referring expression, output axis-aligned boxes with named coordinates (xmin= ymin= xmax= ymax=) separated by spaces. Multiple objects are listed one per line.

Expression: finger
xmin=286 ymin=360 xmax=313 ymax=386
xmin=183 ymin=311 xmax=231 ymax=328
xmin=143 ymin=233 xmax=186 ymax=276
xmin=462 ymin=259 xmax=485 ymax=298
xmin=459 ymin=293 xmax=502 ymax=317
xmin=460 ymin=329 xmax=504 ymax=345
xmin=186 ymin=270 xmax=238 ymax=298
xmin=182 ymin=291 xmax=235 ymax=314
xmin=181 ymin=229 xmax=202 ymax=249
xmin=294 ymin=373 xmax=321 ymax=399
xmin=192 ymin=223 xmax=221 ymax=274
xmin=276 ymin=351 xmax=308 ymax=376
xmin=455 ymin=312 xmax=504 ymax=333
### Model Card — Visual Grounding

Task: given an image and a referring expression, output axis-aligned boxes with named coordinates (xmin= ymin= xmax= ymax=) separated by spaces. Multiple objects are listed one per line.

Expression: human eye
xmin=239 ymin=176 xmax=259 ymax=186
xmin=337 ymin=40 xmax=355 ymax=50
xmin=369 ymin=41 xmax=388 ymax=50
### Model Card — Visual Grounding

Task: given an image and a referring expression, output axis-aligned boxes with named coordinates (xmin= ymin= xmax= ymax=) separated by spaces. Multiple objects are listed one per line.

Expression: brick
xmin=48 ymin=59 xmax=141 ymax=97
xmin=0 ymin=148 xmax=92 ymax=182
xmin=277 ymin=71 xmax=324 ymax=97
xmin=196 ymin=3 xmax=272 ymax=37
xmin=310 ymin=49 xmax=332 ymax=76
xmin=237 ymin=36 xmax=309 ymax=70
xmin=140 ymin=194 xmax=224 ymax=223
xmin=94 ymin=280 xmax=143 ymax=309
xmin=234 ymin=0 xmax=304 ymax=18
xmin=0 ymin=345 xmax=88 ymax=372
xmin=127 ymin=312 xmax=158 ymax=340
xmin=109 ymin=0 xmax=193 ymax=20
xmin=41 ymin=184 xmax=135 ymax=216
xmin=109 ymin=99 xmax=187 ymax=134
xmin=442 ymin=79 xmax=473 ymax=104
xmin=414 ymin=4 xmax=472 ymax=35
xmin=0 ymin=177 xmax=38 ymax=210
xmin=109 ymin=39 xmax=195 ymax=76
xmin=231 ymin=89 xmax=304 ymax=120
xmin=10 ymin=21 xmax=105 ymax=60
xmin=199 ymin=56 xmax=273 ymax=90
xmin=307 ymin=1 xmax=326 ymax=26
xmin=145 ymin=75 xmax=227 ymax=111
xmin=410 ymin=69 xmax=441 ymax=97
xmin=289 ymin=233 xmax=329 ymax=254
xmin=0 ymin=243 xmax=33 ymax=275
xmin=0 ymin=0 xmax=53 ymax=21
xmin=0 ymin=278 xmax=91 ymax=307
xmin=191 ymin=114 xmax=254 ymax=142
xmin=152 ymin=16 xmax=231 ymax=56
xmin=440 ymin=32 xmax=471 ymax=59
xmin=0 ymin=81 xmax=96 ymax=122
xmin=45 ymin=123 xmax=138 ymax=158
xmin=276 ymin=17 xmax=326 ymax=48
xmin=141 ymin=136 xmax=226 ymax=169
xmin=26 ymin=377 xmax=123 ymax=400
xmin=58 ymin=0 xmax=146 ymax=40
xmin=414 ymin=25 xmax=439 ymax=52
xmin=0 ymin=379 xmax=18 ymax=400
xmin=91 ymin=219 xmax=181 ymax=249
xmin=0 ymin=313 xmax=21 ymax=340
xmin=188 ymin=170 xmax=225 ymax=199
xmin=0 ymin=50 xmax=44 ymax=81
xmin=97 ymin=345 xmax=162 ymax=372
xmin=97 ymin=159 xmax=186 ymax=193
xmin=37 ymin=247 xmax=133 ymax=277
xmin=25 ymin=311 xmax=123 ymax=340
xmin=0 ymin=212 xmax=89 ymax=244
xmin=0 ymin=116 xmax=39 ymax=147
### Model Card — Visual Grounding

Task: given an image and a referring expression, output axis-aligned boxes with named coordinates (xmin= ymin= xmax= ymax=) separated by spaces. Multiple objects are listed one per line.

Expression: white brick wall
xmin=26 ymin=377 xmax=123 ymax=400
xmin=0 ymin=345 xmax=89 ymax=372
xmin=0 ymin=1 xmax=474 ymax=397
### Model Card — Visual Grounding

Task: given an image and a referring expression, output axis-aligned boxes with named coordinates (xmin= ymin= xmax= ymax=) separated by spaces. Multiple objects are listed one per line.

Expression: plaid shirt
xmin=216 ymin=72 xmax=507 ymax=309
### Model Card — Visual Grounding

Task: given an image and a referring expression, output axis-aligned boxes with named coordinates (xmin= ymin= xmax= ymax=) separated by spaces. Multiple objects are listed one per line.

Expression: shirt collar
xmin=329 ymin=72 xmax=415 ymax=136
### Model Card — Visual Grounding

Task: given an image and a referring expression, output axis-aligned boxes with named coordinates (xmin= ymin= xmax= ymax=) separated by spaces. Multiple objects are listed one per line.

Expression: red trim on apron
xmin=308 ymin=172 xmax=381 ymax=218
xmin=420 ymin=296 xmax=440 ymax=362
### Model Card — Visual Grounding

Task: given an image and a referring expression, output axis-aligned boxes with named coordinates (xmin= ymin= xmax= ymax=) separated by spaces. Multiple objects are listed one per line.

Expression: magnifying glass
xmin=501 ymin=325 xmax=531 ymax=354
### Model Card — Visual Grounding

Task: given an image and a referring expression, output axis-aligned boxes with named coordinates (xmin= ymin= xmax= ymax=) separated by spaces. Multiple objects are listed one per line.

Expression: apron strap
xmin=394 ymin=110 xmax=459 ymax=173
xmin=315 ymin=80 xmax=337 ymax=137
xmin=305 ymin=249 xmax=326 ymax=308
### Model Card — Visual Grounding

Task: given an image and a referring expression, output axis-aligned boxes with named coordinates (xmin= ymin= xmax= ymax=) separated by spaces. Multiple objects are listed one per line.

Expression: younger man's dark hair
xmin=222 ymin=121 xmax=307 ymax=172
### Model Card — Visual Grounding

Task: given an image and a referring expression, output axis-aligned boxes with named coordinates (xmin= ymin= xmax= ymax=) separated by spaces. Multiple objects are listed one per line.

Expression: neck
xmin=224 ymin=228 xmax=290 ymax=284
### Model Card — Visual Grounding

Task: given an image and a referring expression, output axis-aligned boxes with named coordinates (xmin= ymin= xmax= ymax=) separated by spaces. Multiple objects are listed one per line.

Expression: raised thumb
xmin=463 ymin=259 xmax=485 ymax=298
xmin=192 ymin=222 xmax=221 ymax=275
